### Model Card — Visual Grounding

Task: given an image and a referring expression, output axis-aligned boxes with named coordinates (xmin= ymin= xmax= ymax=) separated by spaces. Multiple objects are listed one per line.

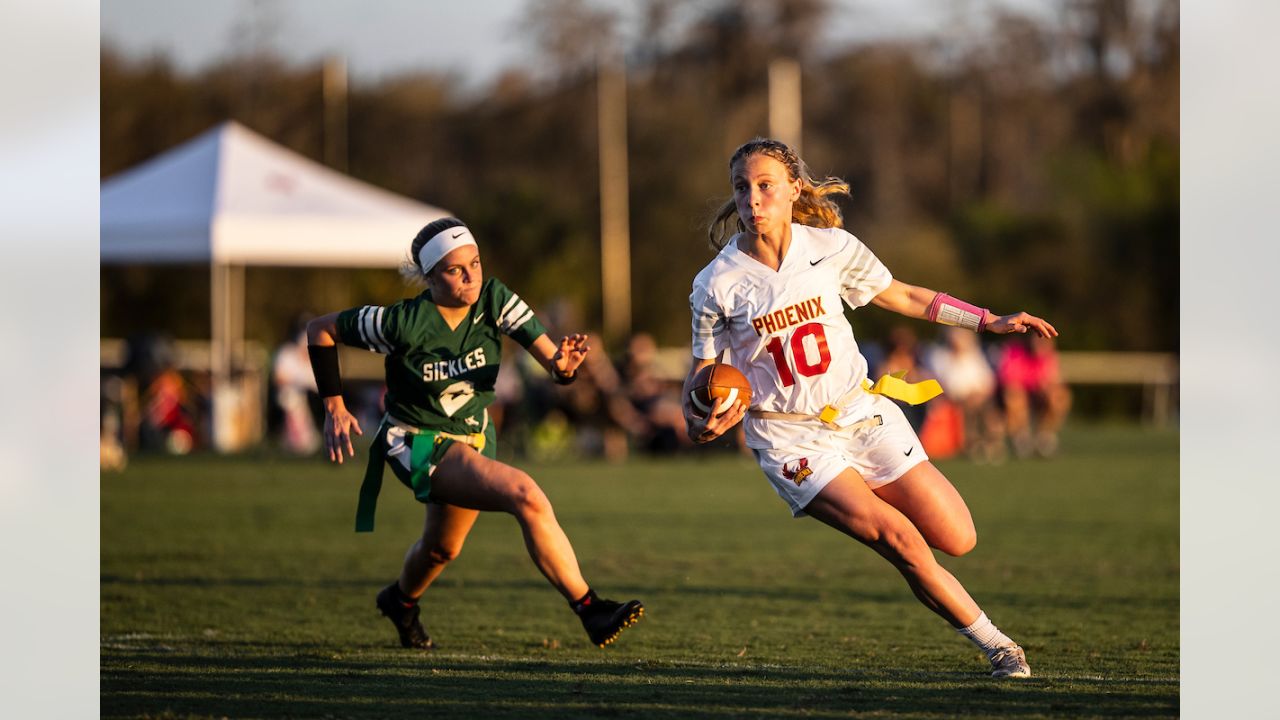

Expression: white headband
xmin=417 ymin=225 xmax=477 ymax=273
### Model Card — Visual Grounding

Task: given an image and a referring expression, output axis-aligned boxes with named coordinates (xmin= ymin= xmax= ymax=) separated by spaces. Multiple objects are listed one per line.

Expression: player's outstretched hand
xmin=686 ymin=396 xmax=747 ymax=444
xmin=322 ymin=398 xmax=363 ymax=464
xmin=553 ymin=333 xmax=591 ymax=376
xmin=986 ymin=312 xmax=1058 ymax=338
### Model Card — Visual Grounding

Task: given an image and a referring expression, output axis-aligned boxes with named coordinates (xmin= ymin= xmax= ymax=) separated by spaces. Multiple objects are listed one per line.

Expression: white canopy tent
xmin=101 ymin=120 xmax=450 ymax=450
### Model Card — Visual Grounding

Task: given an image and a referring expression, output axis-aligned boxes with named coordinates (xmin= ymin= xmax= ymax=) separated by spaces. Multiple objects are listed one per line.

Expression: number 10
xmin=763 ymin=322 xmax=832 ymax=387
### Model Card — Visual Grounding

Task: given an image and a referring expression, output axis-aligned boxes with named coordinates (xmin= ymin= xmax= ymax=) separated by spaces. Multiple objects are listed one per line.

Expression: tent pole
xmin=211 ymin=261 xmax=231 ymax=452
xmin=229 ymin=263 xmax=244 ymax=372
xmin=228 ymin=264 xmax=260 ymax=446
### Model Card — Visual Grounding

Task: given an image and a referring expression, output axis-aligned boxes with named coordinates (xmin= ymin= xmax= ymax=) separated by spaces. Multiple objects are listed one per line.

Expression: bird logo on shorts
xmin=781 ymin=458 xmax=813 ymax=486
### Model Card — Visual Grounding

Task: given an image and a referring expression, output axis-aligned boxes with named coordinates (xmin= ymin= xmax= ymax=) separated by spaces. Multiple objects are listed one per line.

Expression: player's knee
xmin=507 ymin=474 xmax=552 ymax=520
xmin=425 ymin=543 xmax=463 ymax=565
xmin=879 ymin=527 xmax=937 ymax=572
xmin=937 ymin=527 xmax=977 ymax=557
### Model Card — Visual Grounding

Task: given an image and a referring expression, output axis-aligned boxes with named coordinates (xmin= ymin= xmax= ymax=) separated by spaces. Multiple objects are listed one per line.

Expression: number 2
xmin=763 ymin=322 xmax=831 ymax=387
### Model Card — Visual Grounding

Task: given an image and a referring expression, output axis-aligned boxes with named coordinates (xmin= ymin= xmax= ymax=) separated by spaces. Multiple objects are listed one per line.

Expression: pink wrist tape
xmin=926 ymin=293 xmax=989 ymax=332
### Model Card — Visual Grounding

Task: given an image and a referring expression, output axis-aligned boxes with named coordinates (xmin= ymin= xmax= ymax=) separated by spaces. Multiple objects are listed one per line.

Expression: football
xmin=688 ymin=362 xmax=753 ymax=417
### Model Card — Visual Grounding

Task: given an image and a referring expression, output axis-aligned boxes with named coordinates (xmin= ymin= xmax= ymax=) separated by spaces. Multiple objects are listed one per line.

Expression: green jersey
xmin=336 ymin=277 xmax=547 ymax=434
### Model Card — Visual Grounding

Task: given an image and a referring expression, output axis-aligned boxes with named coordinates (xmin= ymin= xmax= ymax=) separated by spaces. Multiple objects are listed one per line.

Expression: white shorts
xmin=753 ymin=394 xmax=929 ymax=517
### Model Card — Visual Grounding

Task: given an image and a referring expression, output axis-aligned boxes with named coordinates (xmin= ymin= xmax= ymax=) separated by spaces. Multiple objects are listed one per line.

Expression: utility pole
xmin=768 ymin=57 xmax=802 ymax=153
xmin=323 ymin=55 xmax=349 ymax=172
xmin=597 ymin=54 xmax=631 ymax=347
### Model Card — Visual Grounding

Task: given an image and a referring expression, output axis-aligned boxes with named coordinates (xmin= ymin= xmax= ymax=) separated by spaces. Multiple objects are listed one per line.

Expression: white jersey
xmin=689 ymin=224 xmax=893 ymax=449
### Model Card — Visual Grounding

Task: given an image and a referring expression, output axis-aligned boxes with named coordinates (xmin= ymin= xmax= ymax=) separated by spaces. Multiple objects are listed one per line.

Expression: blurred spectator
xmin=271 ymin=317 xmax=322 ymax=455
xmin=873 ymin=326 xmax=928 ymax=432
xmin=527 ymin=299 xmax=647 ymax=461
xmin=146 ymin=368 xmax=197 ymax=454
xmin=926 ymin=328 xmax=1005 ymax=463
xmin=352 ymin=382 xmax=389 ymax=442
xmin=482 ymin=346 xmax=548 ymax=460
xmin=619 ymin=333 xmax=692 ymax=455
xmin=996 ymin=334 xmax=1072 ymax=458
xmin=100 ymin=375 xmax=128 ymax=471
xmin=552 ymin=334 xmax=649 ymax=462
xmin=125 ymin=334 xmax=201 ymax=454
xmin=489 ymin=351 xmax=524 ymax=436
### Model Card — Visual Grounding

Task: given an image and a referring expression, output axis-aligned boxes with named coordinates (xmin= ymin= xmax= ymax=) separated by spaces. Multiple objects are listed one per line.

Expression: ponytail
xmin=707 ymin=199 xmax=741 ymax=251
xmin=792 ymin=176 xmax=849 ymax=230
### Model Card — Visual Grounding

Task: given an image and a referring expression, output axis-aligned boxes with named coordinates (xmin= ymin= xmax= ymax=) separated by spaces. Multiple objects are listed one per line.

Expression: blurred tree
xmin=100 ymin=0 xmax=1177 ymax=355
xmin=520 ymin=0 xmax=621 ymax=82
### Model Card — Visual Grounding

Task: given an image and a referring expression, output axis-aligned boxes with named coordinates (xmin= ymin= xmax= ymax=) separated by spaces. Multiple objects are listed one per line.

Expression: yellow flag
xmin=862 ymin=371 xmax=944 ymax=406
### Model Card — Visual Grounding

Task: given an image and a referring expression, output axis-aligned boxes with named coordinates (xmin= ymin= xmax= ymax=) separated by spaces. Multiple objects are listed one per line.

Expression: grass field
xmin=101 ymin=424 xmax=1178 ymax=719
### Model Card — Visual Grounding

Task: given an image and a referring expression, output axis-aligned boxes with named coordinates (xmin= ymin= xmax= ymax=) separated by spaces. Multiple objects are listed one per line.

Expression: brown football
xmin=689 ymin=362 xmax=753 ymax=417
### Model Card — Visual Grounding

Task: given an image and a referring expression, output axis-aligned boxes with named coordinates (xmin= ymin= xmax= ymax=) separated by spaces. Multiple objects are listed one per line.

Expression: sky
xmin=101 ymin=0 xmax=1056 ymax=88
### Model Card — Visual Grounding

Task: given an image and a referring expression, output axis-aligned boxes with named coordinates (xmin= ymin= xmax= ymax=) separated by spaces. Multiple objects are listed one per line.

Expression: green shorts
xmin=354 ymin=415 xmax=497 ymax=532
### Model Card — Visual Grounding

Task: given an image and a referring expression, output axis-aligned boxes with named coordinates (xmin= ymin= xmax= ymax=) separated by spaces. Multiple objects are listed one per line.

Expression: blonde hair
xmin=707 ymin=138 xmax=850 ymax=250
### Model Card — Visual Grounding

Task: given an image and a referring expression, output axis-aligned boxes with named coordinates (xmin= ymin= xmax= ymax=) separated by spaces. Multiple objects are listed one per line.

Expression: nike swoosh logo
xmin=451 ymin=231 xmax=465 ymax=239
xmin=904 ymin=447 xmax=914 ymax=456
xmin=472 ymin=312 xmax=485 ymax=324
xmin=811 ymin=239 xmax=850 ymax=266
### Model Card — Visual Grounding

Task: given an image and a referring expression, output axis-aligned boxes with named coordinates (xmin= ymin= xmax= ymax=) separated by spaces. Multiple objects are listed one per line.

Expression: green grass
xmin=102 ymin=424 xmax=1178 ymax=719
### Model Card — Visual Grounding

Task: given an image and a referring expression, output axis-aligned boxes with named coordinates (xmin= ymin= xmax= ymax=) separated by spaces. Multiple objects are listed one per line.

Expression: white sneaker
xmin=989 ymin=645 xmax=1031 ymax=678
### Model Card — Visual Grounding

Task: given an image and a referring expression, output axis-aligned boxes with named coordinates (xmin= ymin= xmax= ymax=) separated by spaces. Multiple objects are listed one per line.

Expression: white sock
xmin=956 ymin=612 xmax=1016 ymax=659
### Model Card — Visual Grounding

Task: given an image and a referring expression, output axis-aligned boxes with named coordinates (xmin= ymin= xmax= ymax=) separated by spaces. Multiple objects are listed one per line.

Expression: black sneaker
xmin=375 ymin=582 xmax=435 ymax=649
xmin=578 ymin=597 xmax=644 ymax=648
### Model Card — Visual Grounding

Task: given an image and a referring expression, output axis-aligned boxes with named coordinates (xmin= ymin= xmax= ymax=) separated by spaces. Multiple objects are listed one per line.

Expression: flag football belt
xmin=355 ymin=412 xmax=488 ymax=533
xmin=749 ymin=371 xmax=943 ymax=431
xmin=386 ymin=413 xmax=488 ymax=451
